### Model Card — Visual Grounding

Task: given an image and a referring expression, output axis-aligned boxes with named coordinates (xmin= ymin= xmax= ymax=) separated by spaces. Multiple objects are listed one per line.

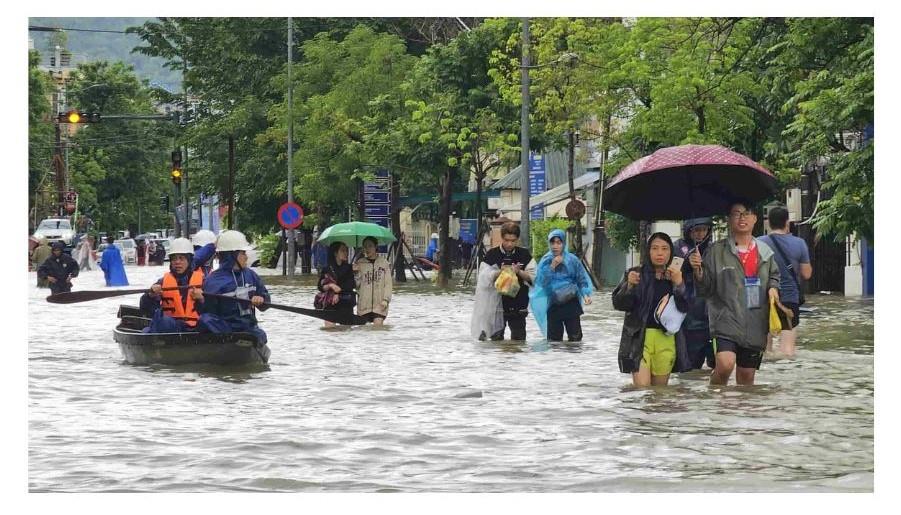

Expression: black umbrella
xmin=604 ymin=144 xmax=777 ymax=220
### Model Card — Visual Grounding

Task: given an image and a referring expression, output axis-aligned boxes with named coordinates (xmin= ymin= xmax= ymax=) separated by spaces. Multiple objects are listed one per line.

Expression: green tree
xmin=775 ymin=18 xmax=874 ymax=242
xmin=28 ymin=50 xmax=55 ymax=227
xmin=64 ymin=61 xmax=174 ymax=233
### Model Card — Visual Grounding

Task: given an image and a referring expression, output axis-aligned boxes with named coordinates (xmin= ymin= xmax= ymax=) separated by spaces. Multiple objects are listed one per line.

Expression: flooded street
xmin=28 ymin=265 xmax=873 ymax=492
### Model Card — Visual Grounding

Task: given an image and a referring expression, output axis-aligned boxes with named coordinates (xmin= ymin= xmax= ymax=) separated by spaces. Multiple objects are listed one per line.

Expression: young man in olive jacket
xmin=689 ymin=202 xmax=780 ymax=386
xmin=482 ymin=222 xmax=536 ymax=341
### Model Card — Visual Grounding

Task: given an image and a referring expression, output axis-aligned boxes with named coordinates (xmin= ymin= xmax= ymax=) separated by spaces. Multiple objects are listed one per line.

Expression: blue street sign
xmin=528 ymin=151 xmax=546 ymax=220
xmin=459 ymin=219 xmax=477 ymax=244
xmin=364 ymin=191 xmax=390 ymax=204
xmin=364 ymin=181 xmax=390 ymax=193
xmin=528 ymin=153 xmax=544 ymax=172
xmin=365 ymin=204 xmax=390 ymax=218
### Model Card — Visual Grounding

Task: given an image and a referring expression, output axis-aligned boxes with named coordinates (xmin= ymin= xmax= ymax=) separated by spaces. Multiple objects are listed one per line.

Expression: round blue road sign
xmin=277 ymin=201 xmax=304 ymax=230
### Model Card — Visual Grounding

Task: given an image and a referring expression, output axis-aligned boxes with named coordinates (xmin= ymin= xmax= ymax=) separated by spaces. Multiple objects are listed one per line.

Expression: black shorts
xmin=714 ymin=337 xmax=763 ymax=370
xmin=777 ymin=302 xmax=801 ymax=329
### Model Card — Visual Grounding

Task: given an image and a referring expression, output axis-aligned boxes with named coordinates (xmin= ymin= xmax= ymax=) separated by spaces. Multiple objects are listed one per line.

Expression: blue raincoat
xmin=425 ymin=237 xmax=438 ymax=261
xmin=529 ymin=229 xmax=594 ymax=338
xmin=196 ymin=251 xmax=271 ymax=343
xmin=99 ymin=245 xmax=129 ymax=286
xmin=192 ymin=243 xmax=216 ymax=276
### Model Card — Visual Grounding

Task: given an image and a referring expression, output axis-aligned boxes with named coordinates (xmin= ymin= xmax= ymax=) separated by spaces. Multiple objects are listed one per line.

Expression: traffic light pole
xmin=183 ymin=144 xmax=190 ymax=238
xmin=173 ymin=183 xmax=182 ymax=238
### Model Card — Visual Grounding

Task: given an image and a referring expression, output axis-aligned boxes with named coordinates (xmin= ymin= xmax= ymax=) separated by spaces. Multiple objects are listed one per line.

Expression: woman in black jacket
xmin=612 ymin=232 xmax=692 ymax=387
xmin=318 ymin=241 xmax=357 ymax=327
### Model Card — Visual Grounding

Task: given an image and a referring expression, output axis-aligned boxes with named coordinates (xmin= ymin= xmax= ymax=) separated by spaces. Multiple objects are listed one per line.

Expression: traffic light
xmin=57 ymin=110 xmax=101 ymax=123
xmin=160 ymin=195 xmax=170 ymax=212
xmin=171 ymin=150 xmax=182 ymax=186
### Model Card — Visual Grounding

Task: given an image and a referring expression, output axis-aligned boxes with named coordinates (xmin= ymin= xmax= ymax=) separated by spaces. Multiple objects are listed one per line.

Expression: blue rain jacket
xmin=196 ymin=251 xmax=271 ymax=342
xmin=193 ymin=243 xmax=216 ymax=276
xmin=529 ymin=229 xmax=594 ymax=338
xmin=99 ymin=246 xmax=129 ymax=286
xmin=425 ymin=237 xmax=438 ymax=261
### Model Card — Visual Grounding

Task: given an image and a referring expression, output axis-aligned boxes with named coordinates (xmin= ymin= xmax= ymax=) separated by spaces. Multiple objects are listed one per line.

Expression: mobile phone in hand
xmin=670 ymin=256 xmax=685 ymax=269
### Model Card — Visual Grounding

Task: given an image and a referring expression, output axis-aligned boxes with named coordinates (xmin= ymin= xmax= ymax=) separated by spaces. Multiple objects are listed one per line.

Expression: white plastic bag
xmin=470 ymin=263 xmax=505 ymax=340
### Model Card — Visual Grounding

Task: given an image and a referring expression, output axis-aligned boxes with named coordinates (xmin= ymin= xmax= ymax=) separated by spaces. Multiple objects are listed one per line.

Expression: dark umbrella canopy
xmin=604 ymin=144 xmax=777 ymax=221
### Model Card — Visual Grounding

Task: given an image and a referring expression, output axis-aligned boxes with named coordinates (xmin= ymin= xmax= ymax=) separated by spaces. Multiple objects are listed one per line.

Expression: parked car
xmin=33 ymin=218 xmax=76 ymax=248
xmin=114 ymin=238 xmax=137 ymax=264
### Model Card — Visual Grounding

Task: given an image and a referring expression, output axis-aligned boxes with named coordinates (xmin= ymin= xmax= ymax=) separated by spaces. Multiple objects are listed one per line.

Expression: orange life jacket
xmin=160 ymin=269 xmax=204 ymax=327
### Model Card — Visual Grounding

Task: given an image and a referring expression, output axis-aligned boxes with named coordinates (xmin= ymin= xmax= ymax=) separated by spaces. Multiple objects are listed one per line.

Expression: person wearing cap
xmin=139 ymin=238 xmax=205 ymax=333
xmin=194 ymin=230 xmax=271 ymax=343
xmin=191 ymin=229 xmax=218 ymax=275
xmin=32 ymin=237 xmax=52 ymax=287
xmin=673 ymin=217 xmax=715 ymax=371
xmin=99 ymin=236 xmax=129 ymax=287
xmin=38 ymin=241 xmax=79 ymax=295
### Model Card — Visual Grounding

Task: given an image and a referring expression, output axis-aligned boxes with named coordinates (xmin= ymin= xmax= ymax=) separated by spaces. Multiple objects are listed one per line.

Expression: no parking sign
xmin=277 ymin=201 xmax=304 ymax=230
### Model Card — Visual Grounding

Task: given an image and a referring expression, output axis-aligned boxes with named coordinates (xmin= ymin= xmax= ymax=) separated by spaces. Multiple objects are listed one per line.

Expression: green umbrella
xmin=316 ymin=221 xmax=397 ymax=248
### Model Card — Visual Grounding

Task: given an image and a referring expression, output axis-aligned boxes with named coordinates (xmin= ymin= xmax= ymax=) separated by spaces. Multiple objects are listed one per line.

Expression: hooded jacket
xmin=192 ymin=243 xmax=216 ymax=275
xmin=695 ymin=236 xmax=780 ymax=351
xmin=612 ymin=232 xmax=693 ymax=373
xmin=528 ymin=229 xmax=594 ymax=337
xmin=674 ymin=217 xmax=712 ymax=331
xmin=354 ymin=254 xmax=393 ymax=317
xmin=197 ymin=251 xmax=271 ymax=329
xmin=37 ymin=246 xmax=80 ymax=294
xmin=99 ymin=245 xmax=129 ymax=286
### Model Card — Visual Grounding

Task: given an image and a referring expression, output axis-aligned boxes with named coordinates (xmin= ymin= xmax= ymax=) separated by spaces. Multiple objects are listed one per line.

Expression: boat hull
xmin=113 ymin=326 xmax=270 ymax=366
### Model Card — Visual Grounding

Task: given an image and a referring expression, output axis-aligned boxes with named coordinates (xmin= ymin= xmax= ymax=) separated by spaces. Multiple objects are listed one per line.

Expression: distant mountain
xmin=28 ymin=17 xmax=182 ymax=92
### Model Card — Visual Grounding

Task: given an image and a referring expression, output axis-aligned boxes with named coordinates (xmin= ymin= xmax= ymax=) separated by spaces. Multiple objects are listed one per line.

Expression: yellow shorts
xmin=642 ymin=328 xmax=676 ymax=376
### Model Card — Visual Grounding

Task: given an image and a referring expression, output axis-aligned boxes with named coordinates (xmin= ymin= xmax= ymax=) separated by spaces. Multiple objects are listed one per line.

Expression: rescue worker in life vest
xmin=193 ymin=230 xmax=271 ymax=343
xmin=139 ymin=238 xmax=205 ymax=333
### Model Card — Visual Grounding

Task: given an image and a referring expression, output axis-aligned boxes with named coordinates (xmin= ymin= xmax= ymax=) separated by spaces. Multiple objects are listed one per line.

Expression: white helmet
xmin=191 ymin=229 xmax=217 ymax=247
xmin=167 ymin=238 xmax=195 ymax=257
xmin=216 ymin=230 xmax=252 ymax=252
xmin=431 ymin=233 xmax=439 ymax=240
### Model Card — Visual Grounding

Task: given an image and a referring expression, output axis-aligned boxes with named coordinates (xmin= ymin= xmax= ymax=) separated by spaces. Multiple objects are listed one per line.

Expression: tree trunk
xmin=475 ymin=171 xmax=484 ymax=241
xmin=357 ymin=178 xmax=366 ymax=221
xmin=568 ymin=130 xmax=583 ymax=256
xmin=227 ymin=135 xmax=235 ymax=230
xmin=438 ymin=166 xmax=454 ymax=287
xmin=591 ymin=115 xmax=611 ymax=283
xmin=391 ymin=171 xmax=406 ymax=282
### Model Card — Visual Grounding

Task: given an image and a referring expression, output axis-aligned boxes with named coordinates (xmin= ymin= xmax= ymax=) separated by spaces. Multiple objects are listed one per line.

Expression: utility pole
xmin=520 ymin=18 xmax=531 ymax=249
xmin=182 ymin=60 xmax=190 ymax=239
xmin=286 ymin=17 xmax=296 ymax=276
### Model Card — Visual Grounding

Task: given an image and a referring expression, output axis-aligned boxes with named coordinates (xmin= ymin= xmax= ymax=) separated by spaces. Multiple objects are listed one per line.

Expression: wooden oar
xmin=46 ymin=286 xmax=192 ymax=304
xmin=47 ymin=287 xmax=367 ymax=325
xmin=204 ymin=292 xmax=367 ymax=325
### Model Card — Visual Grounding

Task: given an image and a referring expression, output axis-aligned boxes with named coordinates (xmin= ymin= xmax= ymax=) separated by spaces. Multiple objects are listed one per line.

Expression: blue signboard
xmin=365 ymin=204 xmax=390 ymax=218
xmin=364 ymin=170 xmax=392 ymax=254
xmin=364 ymin=191 xmax=390 ymax=204
xmin=364 ymin=181 xmax=389 ymax=193
xmin=528 ymin=152 xmax=546 ymax=220
xmin=459 ymin=219 xmax=477 ymax=244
